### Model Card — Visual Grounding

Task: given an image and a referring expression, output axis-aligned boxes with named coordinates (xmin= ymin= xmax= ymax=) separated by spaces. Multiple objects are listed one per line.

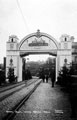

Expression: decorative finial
xmin=36 ymin=29 xmax=41 ymax=38
xmin=70 ymin=36 xmax=74 ymax=41
xmin=37 ymin=29 xmax=40 ymax=32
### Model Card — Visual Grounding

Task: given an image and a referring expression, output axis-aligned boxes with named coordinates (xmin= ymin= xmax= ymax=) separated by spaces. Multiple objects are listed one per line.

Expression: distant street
xmin=13 ymin=79 xmax=72 ymax=120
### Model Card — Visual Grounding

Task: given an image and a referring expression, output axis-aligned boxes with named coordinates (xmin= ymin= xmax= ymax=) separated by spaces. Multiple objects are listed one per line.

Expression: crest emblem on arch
xmin=18 ymin=30 xmax=59 ymax=51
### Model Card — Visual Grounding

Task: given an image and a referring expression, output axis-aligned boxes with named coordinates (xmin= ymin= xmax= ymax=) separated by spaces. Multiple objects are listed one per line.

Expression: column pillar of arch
xmin=59 ymin=34 xmax=73 ymax=69
xmin=56 ymin=55 xmax=59 ymax=81
xmin=6 ymin=35 xmax=20 ymax=81
xmin=18 ymin=56 xmax=23 ymax=82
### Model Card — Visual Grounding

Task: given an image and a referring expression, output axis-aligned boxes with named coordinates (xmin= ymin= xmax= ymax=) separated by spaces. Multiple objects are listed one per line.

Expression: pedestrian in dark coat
xmin=40 ymin=68 xmax=45 ymax=83
xmin=51 ymin=71 xmax=55 ymax=87
xmin=46 ymin=75 xmax=49 ymax=83
xmin=42 ymin=74 xmax=45 ymax=83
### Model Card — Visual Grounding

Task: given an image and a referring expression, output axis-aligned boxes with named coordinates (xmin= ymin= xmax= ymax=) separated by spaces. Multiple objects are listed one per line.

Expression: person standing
xmin=50 ymin=70 xmax=55 ymax=87
xmin=46 ymin=75 xmax=49 ymax=83
xmin=41 ymin=73 xmax=45 ymax=83
xmin=41 ymin=68 xmax=45 ymax=83
xmin=52 ymin=71 xmax=55 ymax=87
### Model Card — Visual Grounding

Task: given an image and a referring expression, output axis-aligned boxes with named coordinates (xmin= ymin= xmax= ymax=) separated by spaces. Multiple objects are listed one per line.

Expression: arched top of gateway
xmin=18 ymin=30 xmax=59 ymax=50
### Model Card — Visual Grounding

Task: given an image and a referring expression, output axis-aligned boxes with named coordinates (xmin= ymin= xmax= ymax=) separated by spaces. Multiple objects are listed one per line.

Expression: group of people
xmin=41 ymin=70 xmax=55 ymax=87
xmin=42 ymin=74 xmax=49 ymax=83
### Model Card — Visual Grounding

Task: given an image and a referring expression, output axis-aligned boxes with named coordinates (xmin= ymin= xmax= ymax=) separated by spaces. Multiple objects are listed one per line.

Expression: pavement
xmin=13 ymin=79 xmax=72 ymax=120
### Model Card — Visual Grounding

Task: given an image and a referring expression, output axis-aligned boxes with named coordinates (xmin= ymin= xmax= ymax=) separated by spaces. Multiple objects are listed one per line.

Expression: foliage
xmin=26 ymin=61 xmax=43 ymax=76
xmin=7 ymin=67 xmax=15 ymax=83
xmin=57 ymin=62 xmax=77 ymax=90
xmin=57 ymin=65 xmax=71 ymax=87
xmin=24 ymin=69 xmax=32 ymax=80
xmin=22 ymin=68 xmax=32 ymax=80
xmin=22 ymin=58 xmax=32 ymax=80
xmin=38 ymin=57 xmax=55 ymax=78
xmin=25 ymin=57 xmax=55 ymax=77
xmin=0 ymin=70 xmax=6 ymax=85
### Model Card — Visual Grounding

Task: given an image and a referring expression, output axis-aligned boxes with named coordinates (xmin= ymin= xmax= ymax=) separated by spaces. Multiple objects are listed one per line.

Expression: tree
xmin=57 ymin=63 xmax=76 ymax=87
xmin=0 ymin=70 xmax=5 ymax=85
xmin=57 ymin=65 xmax=69 ymax=86
xmin=8 ymin=67 xmax=15 ymax=83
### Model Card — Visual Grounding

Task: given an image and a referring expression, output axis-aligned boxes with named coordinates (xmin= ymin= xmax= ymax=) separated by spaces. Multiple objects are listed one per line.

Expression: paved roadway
xmin=14 ymin=79 xmax=72 ymax=120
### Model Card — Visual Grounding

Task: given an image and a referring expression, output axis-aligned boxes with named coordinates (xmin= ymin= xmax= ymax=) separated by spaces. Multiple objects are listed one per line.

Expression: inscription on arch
xmin=28 ymin=38 xmax=48 ymax=46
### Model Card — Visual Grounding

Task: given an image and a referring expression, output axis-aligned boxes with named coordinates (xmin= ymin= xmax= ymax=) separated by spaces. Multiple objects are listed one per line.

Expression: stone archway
xmin=6 ymin=30 xmax=72 ymax=82
xmin=18 ymin=30 xmax=59 ymax=81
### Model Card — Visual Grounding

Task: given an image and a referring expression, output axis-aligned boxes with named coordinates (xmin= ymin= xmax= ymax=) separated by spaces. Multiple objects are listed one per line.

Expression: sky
xmin=0 ymin=0 xmax=77 ymax=63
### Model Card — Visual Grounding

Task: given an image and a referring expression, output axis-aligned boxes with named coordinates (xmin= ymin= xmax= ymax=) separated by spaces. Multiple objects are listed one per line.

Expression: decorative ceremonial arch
xmin=6 ymin=30 xmax=72 ymax=81
xmin=18 ymin=30 xmax=59 ymax=57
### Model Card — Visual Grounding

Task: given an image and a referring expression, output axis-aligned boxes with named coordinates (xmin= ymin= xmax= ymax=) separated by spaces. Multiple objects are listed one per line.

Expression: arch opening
xmin=22 ymin=54 xmax=56 ymax=81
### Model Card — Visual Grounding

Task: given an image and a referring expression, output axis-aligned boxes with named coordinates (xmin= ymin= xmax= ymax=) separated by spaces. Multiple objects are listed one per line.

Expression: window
xmin=65 ymin=37 xmax=67 ymax=41
xmin=11 ymin=38 xmax=13 ymax=42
